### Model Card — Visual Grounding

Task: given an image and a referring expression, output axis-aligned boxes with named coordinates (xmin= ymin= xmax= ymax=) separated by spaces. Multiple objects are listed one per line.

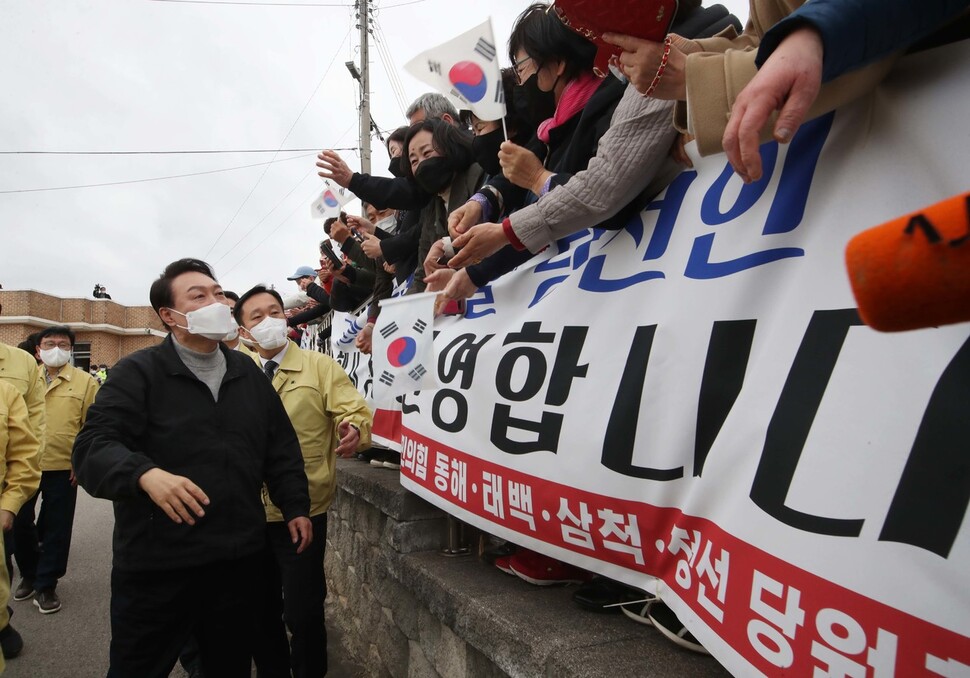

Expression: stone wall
xmin=326 ymin=460 xmax=730 ymax=678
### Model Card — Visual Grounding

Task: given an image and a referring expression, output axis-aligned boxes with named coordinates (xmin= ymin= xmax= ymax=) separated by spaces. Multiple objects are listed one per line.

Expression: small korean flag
xmin=310 ymin=180 xmax=351 ymax=219
xmin=372 ymin=292 xmax=439 ymax=405
xmin=404 ymin=18 xmax=506 ymax=123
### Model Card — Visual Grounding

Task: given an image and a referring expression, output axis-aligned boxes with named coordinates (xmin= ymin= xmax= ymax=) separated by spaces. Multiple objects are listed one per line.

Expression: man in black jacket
xmin=73 ymin=258 xmax=312 ymax=678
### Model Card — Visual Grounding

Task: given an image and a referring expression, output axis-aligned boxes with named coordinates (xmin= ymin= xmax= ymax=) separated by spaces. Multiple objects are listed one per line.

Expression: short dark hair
xmin=223 ymin=290 xmax=240 ymax=302
xmin=233 ymin=285 xmax=285 ymax=325
xmin=401 ymin=119 xmax=474 ymax=181
xmin=38 ymin=325 xmax=76 ymax=347
xmin=149 ymin=258 xmax=217 ymax=315
xmin=387 ymin=126 xmax=408 ymax=150
xmin=509 ymin=3 xmax=597 ymax=83
xmin=17 ymin=332 xmax=41 ymax=356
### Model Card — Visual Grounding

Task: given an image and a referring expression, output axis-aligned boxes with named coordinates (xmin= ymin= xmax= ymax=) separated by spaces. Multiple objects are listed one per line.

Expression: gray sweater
xmin=509 ymin=87 xmax=682 ymax=253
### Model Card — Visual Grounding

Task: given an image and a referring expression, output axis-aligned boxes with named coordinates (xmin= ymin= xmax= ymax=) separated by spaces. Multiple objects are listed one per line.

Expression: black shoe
xmin=34 ymin=589 xmax=61 ymax=615
xmin=369 ymin=450 xmax=400 ymax=469
xmin=482 ymin=542 xmax=517 ymax=567
xmin=12 ymin=579 xmax=34 ymax=602
xmin=355 ymin=448 xmax=378 ymax=463
xmin=0 ymin=624 xmax=24 ymax=658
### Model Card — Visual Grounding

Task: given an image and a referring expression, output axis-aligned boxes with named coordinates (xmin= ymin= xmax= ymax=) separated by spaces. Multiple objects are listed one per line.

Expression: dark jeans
xmin=107 ymin=553 xmax=261 ymax=678
xmin=253 ymin=513 xmax=328 ymax=678
xmin=14 ymin=470 xmax=77 ymax=591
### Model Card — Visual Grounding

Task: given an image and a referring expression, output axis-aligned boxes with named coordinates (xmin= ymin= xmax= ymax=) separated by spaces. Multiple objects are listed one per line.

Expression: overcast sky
xmin=0 ymin=0 xmax=748 ymax=306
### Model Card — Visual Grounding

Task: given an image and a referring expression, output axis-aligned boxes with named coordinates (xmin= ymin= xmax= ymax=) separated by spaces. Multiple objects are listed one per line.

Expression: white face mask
xmin=170 ymin=302 xmax=236 ymax=341
xmin=40 ymin=347 xmax=72 ymax=368
xmin=223 ymin=319 xmax=240 ymax=342
xmin=247 ymin=316 xmax=288 ymax=351
xmin=376 ymin=213 xmax=398 ymax=235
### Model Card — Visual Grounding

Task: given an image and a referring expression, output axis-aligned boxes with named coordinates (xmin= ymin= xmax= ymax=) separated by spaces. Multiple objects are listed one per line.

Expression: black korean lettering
xmin=602 ymin=325 xmax=685 ymax=481
xmin=495 ymin=322 xmax=554 ymax=401
xmin=545 ymin=326 xmax=588 ymax=406
xmin=490 ymin=406 xmax=563 ymax=455
xmin=880 ymin=336 xmax=970 ymax=558
xmin=432 ymin=390 xmax=468 ymax=433
xmin=750 ymin=309 xmax=865 ymax=536
xmin=694 ymin=320 xmax=756 ymax=476
xmin=438 ymin=333 xmax=495 ymax=389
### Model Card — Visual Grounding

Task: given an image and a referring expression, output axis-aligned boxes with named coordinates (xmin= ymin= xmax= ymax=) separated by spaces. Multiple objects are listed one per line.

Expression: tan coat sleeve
xmin=683 ymin=47 xmax=897 ymax=156
xmin=675 ymin=0 xmax=898 ymax=156
xmin=321 ymin=359 xmax=372 ymax=452
xmin=1 ymin=386 xmax=42 ymax=515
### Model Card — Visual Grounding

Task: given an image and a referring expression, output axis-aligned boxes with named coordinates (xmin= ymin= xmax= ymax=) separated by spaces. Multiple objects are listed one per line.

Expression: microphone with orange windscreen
xmin=845 ymin=192 xmax=970 ymax=332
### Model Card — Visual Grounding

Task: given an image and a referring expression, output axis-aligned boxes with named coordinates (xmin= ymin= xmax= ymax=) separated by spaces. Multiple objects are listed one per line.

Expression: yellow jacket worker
xmin=235 ymin=284 xmax=371 ymax=678
xmin=0 ymin=340 xmax=47 ymax=453
xmin=0 ymin=379 xmax=43 ymax=670
xmin=13 ymin=326 xmax=99 ymax=616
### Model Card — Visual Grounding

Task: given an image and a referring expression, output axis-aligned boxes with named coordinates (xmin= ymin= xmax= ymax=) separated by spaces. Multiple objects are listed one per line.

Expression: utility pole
xmin=357 ymin=0 xmax=371 ymax=176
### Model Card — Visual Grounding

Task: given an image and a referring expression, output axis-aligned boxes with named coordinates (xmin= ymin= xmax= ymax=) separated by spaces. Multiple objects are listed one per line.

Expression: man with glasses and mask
xmin=234 ymin=284 xmax=371 ymax=678
xmin=12 ymin=326 xmax=98 ymax=615
xmin=72 ymin=258 xmax=311 ymax=678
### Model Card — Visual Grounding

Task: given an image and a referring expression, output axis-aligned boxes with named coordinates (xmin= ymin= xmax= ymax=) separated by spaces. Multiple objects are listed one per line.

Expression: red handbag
xmin=554 ymin=0 xmax=679 ymax=76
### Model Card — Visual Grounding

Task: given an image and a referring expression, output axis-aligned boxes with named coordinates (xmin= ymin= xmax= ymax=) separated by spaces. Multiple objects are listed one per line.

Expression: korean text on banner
xmin=372 ymin=292 xmax=438 ymax=406
xmin=403 ymin=18 xmax=506 ymax=122
xmin=395 ymin=40 xmax=970 ymax=678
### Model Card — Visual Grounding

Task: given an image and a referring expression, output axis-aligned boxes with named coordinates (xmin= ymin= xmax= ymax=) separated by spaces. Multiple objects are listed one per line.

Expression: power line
xmin=212 ymin=170 xmax=315 ymax=266
xmin=380 ymin=0 xmax=428 ymax=8
xmin=203 ymin=24 xmax=352 ymax=259
xmin=211 ymin=119 xmax=357 ymax=266
xmin=148 ymin=0 xmax=351 ymax=6
xmin=0 ymin=148 xmax=351 ymax=156
xmin=0 ymin=154 xmax=316 ymax=194
xmin=220 ymin=187 xmax=322 ymax=276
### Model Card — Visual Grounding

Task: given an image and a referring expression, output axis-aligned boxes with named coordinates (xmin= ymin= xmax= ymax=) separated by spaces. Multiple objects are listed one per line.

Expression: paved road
xmin=4 ymin=490 xmax=362 ymax=677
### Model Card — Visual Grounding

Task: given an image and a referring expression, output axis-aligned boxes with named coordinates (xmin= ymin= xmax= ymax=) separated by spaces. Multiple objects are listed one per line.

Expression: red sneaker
xmin=493 ymin=555 xmax=516 ymax=575
xmin=508 ymin=549 xmax=591 ymax=586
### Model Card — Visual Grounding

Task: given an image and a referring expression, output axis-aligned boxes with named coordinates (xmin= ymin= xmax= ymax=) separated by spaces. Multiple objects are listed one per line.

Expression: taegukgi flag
xmin=403 ymin=18 xmax=506 ymax=122
xmin=372 ymin=292 xmax=438 ymax=405
xmin=310 ymin=180 xmax=351 ymax=219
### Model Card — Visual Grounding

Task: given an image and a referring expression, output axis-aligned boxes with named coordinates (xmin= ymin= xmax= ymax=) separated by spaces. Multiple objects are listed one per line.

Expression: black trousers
xmin=253 ymin=513 xmax=328 ymax=678
xmin=107 ymin=553 xmax=262 ymax=678
xmin=14 ymin=470 xmax=78 ymax=591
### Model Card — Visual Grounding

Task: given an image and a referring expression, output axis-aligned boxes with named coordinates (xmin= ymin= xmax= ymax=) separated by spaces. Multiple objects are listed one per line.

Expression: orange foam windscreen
xmin=846 ymin=192 xmax=970 ymax=332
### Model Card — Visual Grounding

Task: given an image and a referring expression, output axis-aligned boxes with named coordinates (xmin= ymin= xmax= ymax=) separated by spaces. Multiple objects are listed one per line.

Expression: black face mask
xmin=515 ymin=73 xmax=557 ymax=127
xmin=471 ymin=128 xmax=505 ymax=176
xmin=414 ymin=156 xmax=455 ymax=194
xmin=388 ymin=156 xmax=405 ymax=178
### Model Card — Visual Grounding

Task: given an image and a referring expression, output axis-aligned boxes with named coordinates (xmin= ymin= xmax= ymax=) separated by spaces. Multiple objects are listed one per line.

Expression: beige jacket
xmin=676 ymin=0 xmax=896 ymax=155
xmin=255 ymin=343 xmax=372 ymax=521
xmin=40 ymin=363 xmax=99 ymax=471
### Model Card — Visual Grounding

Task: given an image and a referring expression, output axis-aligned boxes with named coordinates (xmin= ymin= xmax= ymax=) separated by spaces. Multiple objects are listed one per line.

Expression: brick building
xmin=0 ymin=289 xmax=165 ymax=369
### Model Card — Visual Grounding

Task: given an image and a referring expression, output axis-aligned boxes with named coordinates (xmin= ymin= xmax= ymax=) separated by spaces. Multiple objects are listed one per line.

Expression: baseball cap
xmin=286 ymin=266 xmax=318 ymax=280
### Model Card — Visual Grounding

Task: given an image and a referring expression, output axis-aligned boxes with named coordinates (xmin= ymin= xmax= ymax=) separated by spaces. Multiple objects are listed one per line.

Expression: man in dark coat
xmin=73 ymin=258 xmax=311 ymax=678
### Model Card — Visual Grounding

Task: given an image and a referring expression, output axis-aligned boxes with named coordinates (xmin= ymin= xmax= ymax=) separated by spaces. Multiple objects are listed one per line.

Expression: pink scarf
xmin=537 ymin=71 xmax=602 ymax=144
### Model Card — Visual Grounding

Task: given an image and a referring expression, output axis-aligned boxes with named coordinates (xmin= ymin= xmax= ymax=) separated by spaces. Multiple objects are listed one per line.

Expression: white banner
xmin=384 ymin=43 xmax=970 ymax=676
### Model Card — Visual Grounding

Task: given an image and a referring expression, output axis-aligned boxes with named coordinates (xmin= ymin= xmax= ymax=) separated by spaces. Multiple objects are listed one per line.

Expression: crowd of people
xmin=0 ymin=0 xmax=965 ymax=675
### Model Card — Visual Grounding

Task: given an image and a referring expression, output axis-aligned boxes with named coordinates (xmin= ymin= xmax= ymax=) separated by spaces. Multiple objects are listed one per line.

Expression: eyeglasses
xmin=513 ymin=55 xmax=535 ymax=85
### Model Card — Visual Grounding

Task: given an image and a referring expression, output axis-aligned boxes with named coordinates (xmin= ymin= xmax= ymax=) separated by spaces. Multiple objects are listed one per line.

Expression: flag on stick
xmin=404 ymin=18 xmax=506 ymax=122
xmin=310 ymin=180 xmax=351 ymax=219
xmin=372 ymin=292 xmax=438 ymax=405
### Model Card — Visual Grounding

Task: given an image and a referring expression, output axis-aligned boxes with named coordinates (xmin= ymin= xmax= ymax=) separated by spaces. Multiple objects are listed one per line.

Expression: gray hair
xmin=405 ymin=92 xmax=460 ymax=124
